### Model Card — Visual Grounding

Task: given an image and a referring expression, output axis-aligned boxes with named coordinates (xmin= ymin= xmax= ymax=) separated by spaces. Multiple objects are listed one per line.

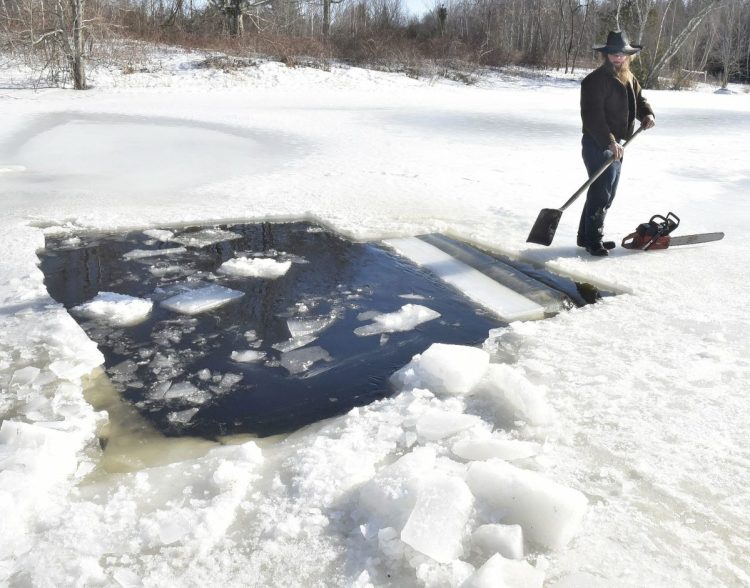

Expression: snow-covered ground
xmin=1 ymin=49 xmax=749 ymax=587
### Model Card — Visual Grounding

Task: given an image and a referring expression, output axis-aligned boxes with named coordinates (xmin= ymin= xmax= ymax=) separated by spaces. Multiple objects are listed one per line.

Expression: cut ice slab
xmin=400 ymin=474 xmax=474 ymax=563
xmin=466 ymin=460 xmax=587 ymax=550
xmin=160 ymin=284 xmax=244 ymax=315
xmin=384 ymin=237 xmax=544 ymax=322
xmin=72 ymin=292 xmax=153 ymax=326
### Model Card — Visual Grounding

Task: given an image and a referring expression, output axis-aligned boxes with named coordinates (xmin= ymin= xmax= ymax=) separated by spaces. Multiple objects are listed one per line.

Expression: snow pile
xmin=346 ymin=343 xmax=580 ymax=585
xmin=218 ymin=256 xmax=292 ymax=278
xmin=160 ymin=284 xmax=244 ymax=315
xmin=72 ymin=292 xmax=153 ymax=326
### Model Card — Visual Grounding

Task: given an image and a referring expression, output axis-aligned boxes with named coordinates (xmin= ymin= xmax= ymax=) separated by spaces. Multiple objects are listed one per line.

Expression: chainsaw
xmin=621 ymin=212 xmax=724 ymax=251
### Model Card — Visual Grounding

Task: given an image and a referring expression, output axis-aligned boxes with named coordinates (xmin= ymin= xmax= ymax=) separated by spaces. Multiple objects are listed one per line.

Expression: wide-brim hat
xmin=593 ymin=30 xmax=642 ymax=55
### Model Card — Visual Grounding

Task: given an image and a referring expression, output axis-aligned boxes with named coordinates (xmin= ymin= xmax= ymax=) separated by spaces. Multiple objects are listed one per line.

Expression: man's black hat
xmin=593 ymin=30 xmax=642 ymax=55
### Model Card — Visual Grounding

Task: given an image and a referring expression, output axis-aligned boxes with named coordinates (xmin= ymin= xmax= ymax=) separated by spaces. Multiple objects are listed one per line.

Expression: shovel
xmin=526 ymin=127 xmax=643 ymax=246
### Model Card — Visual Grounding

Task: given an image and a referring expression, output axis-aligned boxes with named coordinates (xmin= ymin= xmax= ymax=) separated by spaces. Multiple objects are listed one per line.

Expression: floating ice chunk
xmin=416 ymin=409 xmax=483 ymax=441
xmin=272 ymin=334 xmax=317 ymax=353
xmin=452 ymin=438 xmax=540 ymax=462
xmin=287 ymin=315 xmax=336 ymax=338
xmin=471 ymin=524 xmax=524 ymax=560
xmin=399 ymin=293 xmax=427 ymax=300
xmin=354 ymin=304 xmax=440 ymax=337
xmin=161 ymin=284 xmax=244 ymax=315
xmin=466 ymin=460 xmax=587 ymax=550
xmin=219 ymin=256 xmax=291 ymax=278
xmin=171 ymin=228 xmax=242 ymax=248
xmin=279 ymin=346 xmax=331 ymax=374
xmin=401 ymin=474 xmax=474 ymax=563
xmin=167 ymin=407 xmax=200 ymax=425
xmin=148 ymin=265 xmax=184 ymax=277
xmin=391 ymin=343 xmax=490 ymax=396
xmin=163 ymin=382 xmax=212 ymax=405
xmin=462 ymin=553 xmax=544 ymax=588
xmin=143 ymin=229 xmax=175 ymax=242
xmin=474 ymin=364 xmax=551 ymax=426
xmin=123 ymin=247 xmax=187 ymax=259
xmin=72 ymin=292 xmax=153 ymax=326
xmin=231 ymin=350 xmax=266 ymax=363
xmin=359 ymin=447 xmax=436 ymax=531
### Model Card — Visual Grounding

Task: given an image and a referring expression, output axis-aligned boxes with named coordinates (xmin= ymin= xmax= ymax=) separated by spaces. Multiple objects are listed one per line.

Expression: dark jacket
xmin=581 ymin=64 xmax=654 ymax=149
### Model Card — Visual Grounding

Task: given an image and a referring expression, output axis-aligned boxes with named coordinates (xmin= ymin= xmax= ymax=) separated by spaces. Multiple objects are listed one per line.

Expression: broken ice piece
xmin=123 ymin=247 xmax=187 ymax=260
xmin=354 ymin=304 xmax=440 ymax=336
xmin=218 ymin=257 xmax=291 ymax=279
xmin=72 ymin=292 xmax=153 ymax=326
xmin=171 ymin=228 xmax=242 ymax=248
xmin=161 ymin=284 xmax=244 ymax=315
xmin=231 ymin=350 xmax=266 ymax=363
xmin=279 ymin=346 xmax=331 ymax=375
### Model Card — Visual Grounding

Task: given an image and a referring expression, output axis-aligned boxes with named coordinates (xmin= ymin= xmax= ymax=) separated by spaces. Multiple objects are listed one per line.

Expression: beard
xmin=604 ymin=56 xmax=633 ymax=85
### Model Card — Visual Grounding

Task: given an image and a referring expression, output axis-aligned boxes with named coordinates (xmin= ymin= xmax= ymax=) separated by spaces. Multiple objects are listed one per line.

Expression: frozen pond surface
xmin=39 ymin=222 xmax=506 ymax=437
xmin=0 ymin=112 xmax=300 ymax=194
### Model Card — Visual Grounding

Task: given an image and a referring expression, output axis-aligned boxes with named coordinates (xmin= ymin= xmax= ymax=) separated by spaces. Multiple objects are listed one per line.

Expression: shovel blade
xmin=527 ymin=208 xmax=563 ymax=246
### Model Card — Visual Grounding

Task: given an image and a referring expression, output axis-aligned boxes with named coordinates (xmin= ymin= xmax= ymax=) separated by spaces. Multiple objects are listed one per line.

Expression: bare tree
xmin=640 ymin=0 xmax=726 ymax=87
xmin=711 ymin=0 xmax=748 ymax=87
xmin=208 ymin=0 xmax=273 ymax=35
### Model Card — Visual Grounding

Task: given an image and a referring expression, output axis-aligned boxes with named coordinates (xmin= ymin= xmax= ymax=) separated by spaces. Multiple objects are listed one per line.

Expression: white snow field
xmin=1 ymin=50 xmax=749 ymax=587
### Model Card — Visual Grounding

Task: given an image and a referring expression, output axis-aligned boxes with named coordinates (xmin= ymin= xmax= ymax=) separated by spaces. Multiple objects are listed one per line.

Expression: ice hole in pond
xmin=39 ymin=221 xmax=606 ymax=440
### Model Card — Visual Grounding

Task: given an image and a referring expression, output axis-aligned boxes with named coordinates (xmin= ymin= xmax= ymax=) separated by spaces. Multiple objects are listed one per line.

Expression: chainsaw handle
xmin=649 ymin=212 xmax=680 ymax=233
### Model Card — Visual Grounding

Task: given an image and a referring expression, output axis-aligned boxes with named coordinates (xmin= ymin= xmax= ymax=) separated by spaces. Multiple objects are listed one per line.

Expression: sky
xmin=0 ymin=49 xmax=749 ymax=587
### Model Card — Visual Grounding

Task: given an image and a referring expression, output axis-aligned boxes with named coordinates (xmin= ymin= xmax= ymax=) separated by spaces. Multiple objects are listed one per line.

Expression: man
xmin=579 ymin=30 xmax=656 ymax=257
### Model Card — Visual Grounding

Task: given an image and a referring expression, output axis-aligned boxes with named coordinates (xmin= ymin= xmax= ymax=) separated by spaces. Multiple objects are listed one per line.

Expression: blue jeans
xmin=578 ymin=133 xmax=621 ymax=246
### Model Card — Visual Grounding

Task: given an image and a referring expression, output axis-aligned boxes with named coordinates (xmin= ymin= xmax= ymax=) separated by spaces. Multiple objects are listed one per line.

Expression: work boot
xmin=578 ymin=237 xmax=615 ymax=250
xmin=585 ymin=243 xmax=609 ymax=257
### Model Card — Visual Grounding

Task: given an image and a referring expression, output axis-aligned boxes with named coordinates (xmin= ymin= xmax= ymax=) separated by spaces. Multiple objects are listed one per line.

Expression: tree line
xmin=1 ymin=0 xmax=748 ymax=89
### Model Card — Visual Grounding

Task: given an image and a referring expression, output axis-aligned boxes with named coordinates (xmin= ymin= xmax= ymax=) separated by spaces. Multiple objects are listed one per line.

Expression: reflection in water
xmin=40 ymin=222 xmax=505 ymax=438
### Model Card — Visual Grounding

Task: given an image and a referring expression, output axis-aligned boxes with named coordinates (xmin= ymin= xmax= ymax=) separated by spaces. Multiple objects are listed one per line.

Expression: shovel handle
xmin=559 ymin=126 xmax=644 ymax=212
